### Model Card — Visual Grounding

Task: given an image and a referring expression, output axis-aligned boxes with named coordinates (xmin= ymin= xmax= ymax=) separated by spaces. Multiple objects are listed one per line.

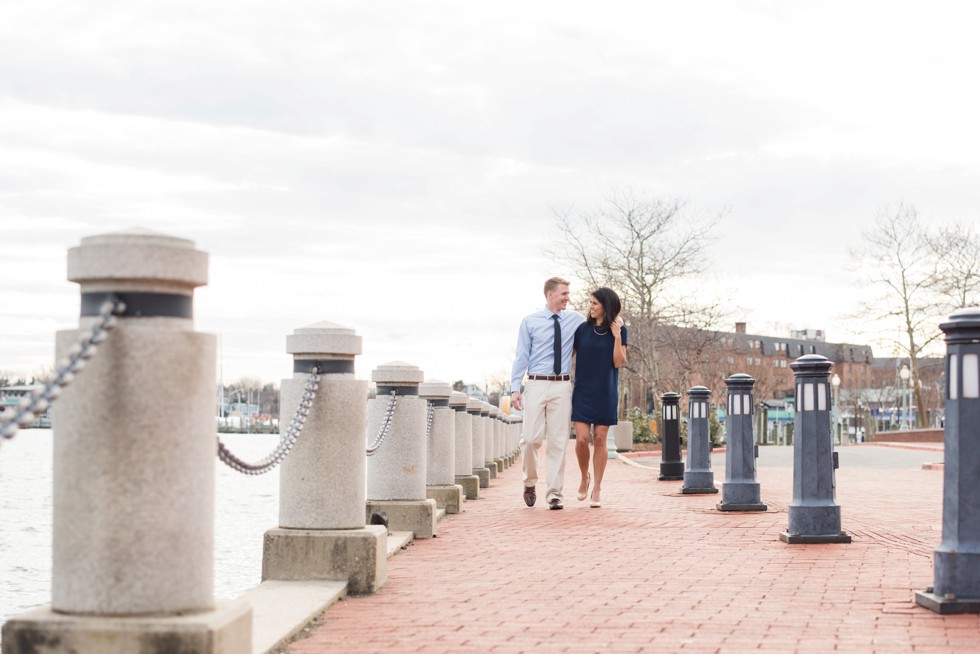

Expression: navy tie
xmin=552 ymin=314 xmax=561 ymax=375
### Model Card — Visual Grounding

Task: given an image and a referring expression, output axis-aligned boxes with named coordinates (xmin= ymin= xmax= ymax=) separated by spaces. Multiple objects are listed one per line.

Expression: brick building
xmin=621 ymin=321 xmax=949 ymax=436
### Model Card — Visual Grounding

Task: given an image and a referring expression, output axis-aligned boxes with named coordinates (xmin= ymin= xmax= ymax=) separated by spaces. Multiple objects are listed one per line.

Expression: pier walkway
xmin=284 ymin=443 xmax=979 ymax=653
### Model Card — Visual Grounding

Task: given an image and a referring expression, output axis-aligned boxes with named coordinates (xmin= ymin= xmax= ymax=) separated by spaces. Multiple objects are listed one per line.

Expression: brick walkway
xmin=287 ymin=445 xmax=980 ymax=653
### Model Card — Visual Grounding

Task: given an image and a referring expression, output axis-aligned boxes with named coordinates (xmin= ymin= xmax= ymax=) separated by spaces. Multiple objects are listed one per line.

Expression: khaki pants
xmin=520 ymin=379 xmax=572 ymax=503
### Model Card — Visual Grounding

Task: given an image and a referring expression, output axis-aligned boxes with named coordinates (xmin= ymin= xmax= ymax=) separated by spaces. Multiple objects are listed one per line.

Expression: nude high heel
xmin=577 ymin=473 xmax=590 ymax=501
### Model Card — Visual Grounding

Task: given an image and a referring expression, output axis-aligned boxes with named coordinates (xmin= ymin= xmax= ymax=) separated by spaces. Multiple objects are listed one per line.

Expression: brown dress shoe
xmin=523 ymin=485 xmax=536 ymax=507
xmin=549 ymin=498 xmax=563 ymax=510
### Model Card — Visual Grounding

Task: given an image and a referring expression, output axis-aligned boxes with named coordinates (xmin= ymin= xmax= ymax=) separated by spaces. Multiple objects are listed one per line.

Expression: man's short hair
xmin=543 ymin=277 xmax=570 ymax=296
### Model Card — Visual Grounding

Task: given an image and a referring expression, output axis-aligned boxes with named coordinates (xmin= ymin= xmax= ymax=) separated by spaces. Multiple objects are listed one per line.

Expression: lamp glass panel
xmin=743 ymin=395 xmax=751 ymax=414
xmin=804 ymin=383 xmax=815 ymax=411
xmin=818 ymin=383 xmax=827 ymax=411
xmin=950 ymin=354 xmax=958 ymax=400
xmin=964 ymin=353 xmax=979 ymax=399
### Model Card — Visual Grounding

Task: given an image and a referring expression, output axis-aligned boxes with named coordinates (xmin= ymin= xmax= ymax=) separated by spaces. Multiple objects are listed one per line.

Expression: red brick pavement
xmin=287 ymin=447 xmax=980 ymax=653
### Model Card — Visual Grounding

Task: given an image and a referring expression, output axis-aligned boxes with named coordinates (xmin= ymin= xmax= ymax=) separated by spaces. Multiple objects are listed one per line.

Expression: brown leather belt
xmin=527 ymin=374 xmax=571 ymax=381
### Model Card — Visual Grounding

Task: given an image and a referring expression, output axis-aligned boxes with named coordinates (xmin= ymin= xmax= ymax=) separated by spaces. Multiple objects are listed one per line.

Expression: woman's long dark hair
xmin=587 ymin=287 xmax=621 ymax=327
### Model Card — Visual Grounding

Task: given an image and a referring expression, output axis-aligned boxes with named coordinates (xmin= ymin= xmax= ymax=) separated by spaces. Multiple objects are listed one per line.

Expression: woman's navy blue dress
xmin=571 ymin=322 xmax=627 ymax=426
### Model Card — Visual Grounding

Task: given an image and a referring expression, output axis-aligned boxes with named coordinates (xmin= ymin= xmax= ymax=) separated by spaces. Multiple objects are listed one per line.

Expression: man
xmin=511 ymin=277 xmax=585 ymax=510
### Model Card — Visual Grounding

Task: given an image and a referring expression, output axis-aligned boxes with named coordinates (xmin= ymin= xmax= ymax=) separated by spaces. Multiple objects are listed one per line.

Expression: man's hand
xmin=511 ymin=391 xmax=522 ymax=412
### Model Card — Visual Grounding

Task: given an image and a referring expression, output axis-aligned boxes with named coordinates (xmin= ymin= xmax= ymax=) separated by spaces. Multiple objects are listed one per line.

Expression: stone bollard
xmin=779 ymin=355 xmax=851 ymax=544
xmin=717 ymin=374 xmax=767 ymax=512
xmin=505 ymin=415 xmax=517 ymax=466
xmin=489 ymin=404 xmax=506 ymax=473
xmin=420 ymin=379 xmax=464 ymax=514
xmin=511 ymin=415 xmax=523 ymax=463
xmin=916 ymin=308 xmax=980 ymax=613
xmin=365 ymin=362 xmax=437 ymax=539
xmin=497 ymin=410 xmax=511 ymax=468
xmin=659 ymin=392 xmax=685 ymax=480
xmin=469 ymin=397 xmax=491 ymax=488
xmin=451 ymin=391 xmax=480 ymax=499
xmin=681 ymin=386 xmax=718 ymax=494
xmin=2 ymin=230 xmax=250 ymax=654
xmin=612 ymin=421 xmax=634 ymax=452
xmin=261 ymin=322 xmax=385 ymax=594
xmin=481 ymin=401 xmax=497 ymax=478
xmin=504 ymin=414 xmax=515 ymax=466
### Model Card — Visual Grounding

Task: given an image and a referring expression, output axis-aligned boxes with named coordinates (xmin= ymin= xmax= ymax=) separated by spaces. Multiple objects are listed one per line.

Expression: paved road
xmin=287 ymin=443 xmax=975 ymax=653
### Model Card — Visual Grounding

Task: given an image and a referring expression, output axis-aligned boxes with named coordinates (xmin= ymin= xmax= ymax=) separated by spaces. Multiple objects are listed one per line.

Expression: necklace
xmin=593 ymin=325 xmax=609 ymax=336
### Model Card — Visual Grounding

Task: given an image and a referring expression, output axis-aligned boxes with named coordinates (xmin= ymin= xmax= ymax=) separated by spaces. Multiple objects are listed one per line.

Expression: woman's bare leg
xmin=591 ymin=425 xmax=610 ymax=504
xmin=574 ymin=421 xmax=591 ymax=499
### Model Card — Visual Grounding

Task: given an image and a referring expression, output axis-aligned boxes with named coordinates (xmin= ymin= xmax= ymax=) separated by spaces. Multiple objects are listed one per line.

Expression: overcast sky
xmin=1 ymin=1 xmax=978 ymax=389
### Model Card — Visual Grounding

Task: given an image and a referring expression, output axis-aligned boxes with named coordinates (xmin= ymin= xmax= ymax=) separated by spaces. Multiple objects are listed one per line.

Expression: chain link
xmin=0 ymin=296 xmax=125 ymax=444
xmin=425 ymin=400 xmax=434 ymax=436
xmin=366 ymin=390 xmax=397 ymax=457
xmin=217 ymin=368 xmax=320 ymax=475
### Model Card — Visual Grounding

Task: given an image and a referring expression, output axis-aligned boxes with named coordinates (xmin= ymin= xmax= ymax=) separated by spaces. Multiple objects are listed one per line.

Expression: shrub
xmin=627 ymin=407 xmax=657 ymax=443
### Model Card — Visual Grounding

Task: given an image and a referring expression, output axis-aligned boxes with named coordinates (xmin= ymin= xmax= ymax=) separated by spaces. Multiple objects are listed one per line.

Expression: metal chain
xmin=217 ymin=367 xmax=320 ymax=475
xmin=0 ymin=296 xmax=125 ymax=444
xmin=425 ymin=400 xmax=434 ymax=436
xmin=366 ymin=390 xmax=397 ymax=457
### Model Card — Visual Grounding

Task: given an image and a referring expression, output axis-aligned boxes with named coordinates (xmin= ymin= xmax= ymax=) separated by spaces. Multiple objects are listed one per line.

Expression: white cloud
xmin=1 ymin=0 xmax=978 ymax=385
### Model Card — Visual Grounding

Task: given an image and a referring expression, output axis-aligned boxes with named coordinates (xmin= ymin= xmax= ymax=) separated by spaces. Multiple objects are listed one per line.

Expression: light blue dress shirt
xmin=510 ymin=307 xmax=586 ymax=392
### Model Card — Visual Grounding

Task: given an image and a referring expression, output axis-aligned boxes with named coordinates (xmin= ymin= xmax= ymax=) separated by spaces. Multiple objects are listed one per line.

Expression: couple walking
xmin=510 ymin=277 xmax=628 ymax=510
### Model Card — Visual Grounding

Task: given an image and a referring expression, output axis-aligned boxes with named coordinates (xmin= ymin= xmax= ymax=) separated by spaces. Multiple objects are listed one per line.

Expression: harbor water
xmin=0 ymin=429 xmax=281 ymax=627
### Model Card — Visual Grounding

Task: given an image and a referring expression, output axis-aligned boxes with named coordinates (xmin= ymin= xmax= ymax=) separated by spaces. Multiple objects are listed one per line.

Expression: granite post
xmin=916 ymin=308 xmax=980 ymax=613
xmin=659 ymin=392 xmax=685 ymax=480
xmin=365 ymin=362 xmax=437 ymax=538
xmin=681 ymin=386 xmax=717 ymax=494
xmin=780 ymin=354 xmax=850 ymax=544
xmin=261 ymin=322 xmax=386 ymax=595
xmin=469 ymin=397 xmax=491 ymax=488
xmin=490 ymin=404 xmax=506 ymax=473
xmin=451 ymin=391 xmax=480 ymax=499
xmin=481 ymin=401 xmax=497 ymax=478
xmin=511 ymin=415 xmax=523 ymax=463
xmin=612 ymin=421 xmax=634 ymax=452
xmin=420 ymin=379 xmax=464 ymax=514
xmin=2 ymin=230 xmax=250 ymax=654
xmin=717 ymin=374 xmax=767 ymax=512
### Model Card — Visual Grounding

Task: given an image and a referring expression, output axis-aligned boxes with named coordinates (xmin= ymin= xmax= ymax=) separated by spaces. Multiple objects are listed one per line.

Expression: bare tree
xmin=849 ymin=204 xmax=942 ymax=428
xmin=30 ymin=364 xmax=54 ymax=385
xmin=928 ymin=221 xmax=980 ymax=310
xmin=550 ymin=188 xmax=725 ymax=409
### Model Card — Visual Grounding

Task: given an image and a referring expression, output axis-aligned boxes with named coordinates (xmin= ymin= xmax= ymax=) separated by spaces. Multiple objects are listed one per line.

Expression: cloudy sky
xmin=1 ymin=1 xmax=978 ymax=389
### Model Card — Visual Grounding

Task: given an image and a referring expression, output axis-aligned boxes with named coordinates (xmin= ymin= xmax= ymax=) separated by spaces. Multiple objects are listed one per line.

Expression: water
xmin=0 ymin=429 xmax=281 ymax=627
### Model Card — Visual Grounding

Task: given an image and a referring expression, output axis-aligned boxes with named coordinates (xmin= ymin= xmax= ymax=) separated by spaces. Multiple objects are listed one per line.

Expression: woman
xmin=572 ymin=287 xmax=627 ymax=508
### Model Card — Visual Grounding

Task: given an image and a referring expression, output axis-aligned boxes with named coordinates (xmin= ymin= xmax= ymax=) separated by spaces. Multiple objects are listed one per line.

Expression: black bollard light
xmin=681 ymin=386 xmax=717 ymax=494
xmin=916 ymin=308 xmax=980 ymax=614
xmin=717 ymin=374 xmax=767 ymax=512
xmin=779 ymin=355 xmax=850 ymax=544
xmin=659 ymin=392 xmax=684 ymax=481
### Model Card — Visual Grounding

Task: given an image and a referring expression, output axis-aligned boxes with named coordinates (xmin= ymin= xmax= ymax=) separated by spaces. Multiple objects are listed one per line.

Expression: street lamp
xmin=831 ymin=373 xmax=842 ymax=445
xmin=899 ymin=364 xmax=910 ymax=430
